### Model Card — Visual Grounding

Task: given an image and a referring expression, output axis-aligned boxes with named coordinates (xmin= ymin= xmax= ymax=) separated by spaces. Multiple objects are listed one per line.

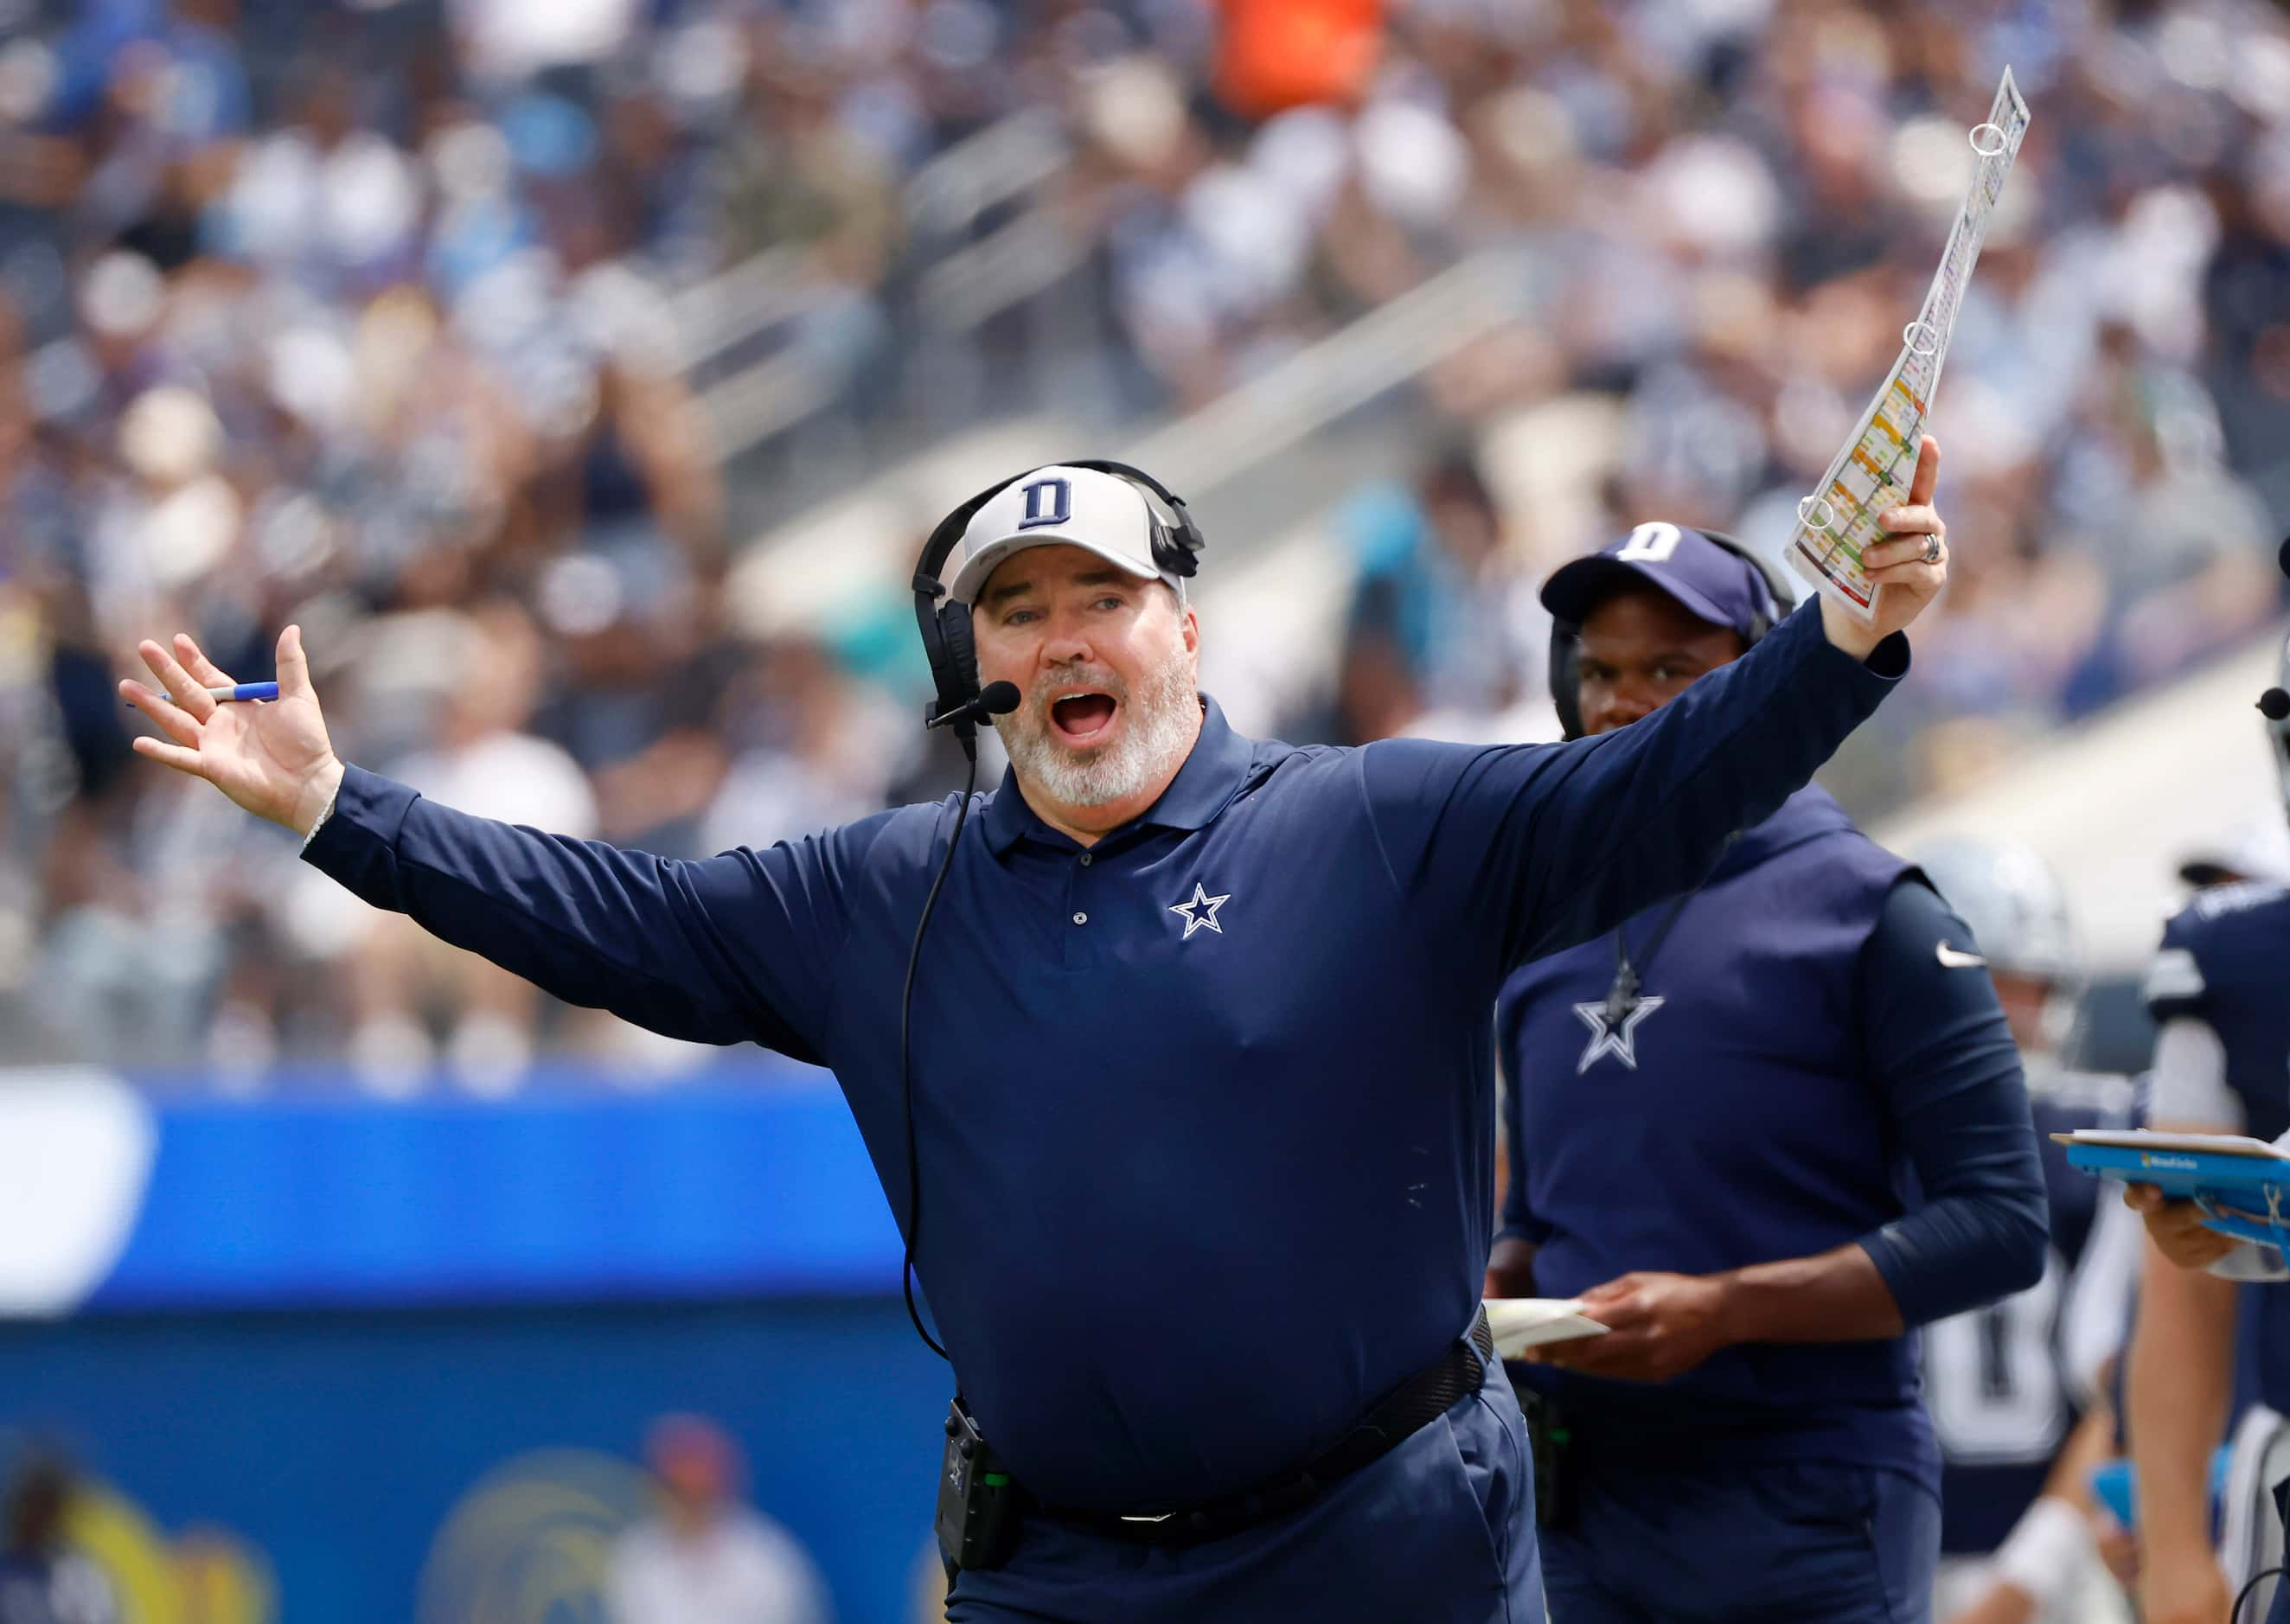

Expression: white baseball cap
xmin=944 ymin=464 xmax=1181 ymax=607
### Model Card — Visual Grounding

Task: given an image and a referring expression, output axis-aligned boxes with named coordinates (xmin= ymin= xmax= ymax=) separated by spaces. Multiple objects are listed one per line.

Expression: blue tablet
xmin=2054 ymin=1130 xmax=2290 ymax=1247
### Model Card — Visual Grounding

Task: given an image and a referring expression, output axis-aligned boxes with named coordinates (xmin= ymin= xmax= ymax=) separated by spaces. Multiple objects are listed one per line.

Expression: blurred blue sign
xmin=0 ymin=1065 xmax=947 ymax=1622
xmin=0 ymin=1065 xmax=906 ymax=1315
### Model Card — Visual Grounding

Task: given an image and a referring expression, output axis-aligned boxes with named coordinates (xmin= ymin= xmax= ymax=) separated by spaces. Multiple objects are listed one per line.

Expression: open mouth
xmin=1049 ymin=692 xmax=1118 ymax=745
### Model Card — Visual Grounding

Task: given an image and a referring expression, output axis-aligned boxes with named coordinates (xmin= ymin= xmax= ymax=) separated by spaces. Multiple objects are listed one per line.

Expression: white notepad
xmin=1484 ymin=1297 xmax=1609 ymax=1360
xmin=2050 ymin=1127 xmax=2290 ymax=1160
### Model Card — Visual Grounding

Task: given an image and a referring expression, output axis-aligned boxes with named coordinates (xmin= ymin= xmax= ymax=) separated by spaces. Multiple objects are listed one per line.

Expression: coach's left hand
xmin=1520 ymin=1270 xmax=1734 ymax=1384
xmin=1819 ymin=434 xmax=1948 ymax=662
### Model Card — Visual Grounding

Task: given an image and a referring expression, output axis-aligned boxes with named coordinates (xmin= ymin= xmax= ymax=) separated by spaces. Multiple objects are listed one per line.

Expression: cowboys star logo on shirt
xmin=1570 ymin=995 xmax=1665 ymax=1073
xmin=1169 ymin=882 xmax=1230 ymax=939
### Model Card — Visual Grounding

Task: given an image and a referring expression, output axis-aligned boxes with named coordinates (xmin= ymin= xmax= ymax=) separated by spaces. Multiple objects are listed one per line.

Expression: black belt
xmin=1032 ymin=1308 xmax=1497 ymax=1549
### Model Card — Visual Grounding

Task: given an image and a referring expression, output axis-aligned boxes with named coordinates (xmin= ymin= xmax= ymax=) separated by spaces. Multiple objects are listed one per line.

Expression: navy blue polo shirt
xmin=1498 ymin=792 xmax=2046 ymax=1489
xmin=304 ymin=602 xmax=1903 ymax=1512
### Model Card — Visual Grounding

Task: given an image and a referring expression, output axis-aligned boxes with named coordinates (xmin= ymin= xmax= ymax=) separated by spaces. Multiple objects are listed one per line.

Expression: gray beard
xmin=995 ymin=643 xmax=1199 ymax=809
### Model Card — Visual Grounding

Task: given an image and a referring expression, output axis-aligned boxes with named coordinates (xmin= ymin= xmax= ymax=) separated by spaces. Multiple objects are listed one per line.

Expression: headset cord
xmin=899 ymin=749 xmax=979 ymax=1362
xmin=2236 ymin=1563 xmax=2287 ymax=1621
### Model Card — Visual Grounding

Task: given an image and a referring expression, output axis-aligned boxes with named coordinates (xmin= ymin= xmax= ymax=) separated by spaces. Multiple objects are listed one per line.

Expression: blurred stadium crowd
xmin=2 ymin=0 xmax=2287 ymax=1086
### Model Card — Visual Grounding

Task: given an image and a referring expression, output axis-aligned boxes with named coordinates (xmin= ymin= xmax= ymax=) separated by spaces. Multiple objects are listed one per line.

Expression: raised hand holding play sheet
xmin=1786 ymin=68 xmax=2031 ymax=619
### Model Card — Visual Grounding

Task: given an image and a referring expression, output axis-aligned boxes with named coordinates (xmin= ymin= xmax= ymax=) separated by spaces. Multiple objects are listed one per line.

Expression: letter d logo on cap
xmin=1019 ymin=477 xmax=1071 ymax=529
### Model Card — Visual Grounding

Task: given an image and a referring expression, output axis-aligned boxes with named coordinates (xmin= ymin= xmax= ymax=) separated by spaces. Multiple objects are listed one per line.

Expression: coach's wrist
xmin=1699 ymin=1270 xmax=1754 ymax=1349
xmin=291 ymin=757 xmax=347 ymax=839
xmin=1816 ymin=593 xmax=1883 ymax=661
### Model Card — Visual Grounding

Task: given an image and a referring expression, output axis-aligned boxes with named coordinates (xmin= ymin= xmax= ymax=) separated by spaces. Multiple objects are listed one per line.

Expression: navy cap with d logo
xmin=1540 ymin=524 xmax=1783 ymax=643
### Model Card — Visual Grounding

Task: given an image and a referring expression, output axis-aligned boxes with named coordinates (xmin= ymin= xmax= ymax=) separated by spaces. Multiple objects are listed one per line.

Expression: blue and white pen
xmin=164 ymin=682 xmax=279 ymax=705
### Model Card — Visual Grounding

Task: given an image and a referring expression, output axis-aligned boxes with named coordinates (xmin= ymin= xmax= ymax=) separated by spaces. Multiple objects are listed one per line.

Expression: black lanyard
xmin=1602 ymin=834 xmax=1737 ymax=1023
xmin=1604 ymin=892 xmax=1693 ymax=1025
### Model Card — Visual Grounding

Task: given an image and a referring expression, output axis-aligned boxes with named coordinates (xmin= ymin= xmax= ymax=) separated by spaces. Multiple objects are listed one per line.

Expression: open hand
xmin=119 ymin=625 xmax=344 ymax=835
xmin=1819 ymin=435 xmax=1948 ymax=659
xmin=1517 ymin=1270 xmax=1733 ymax=1384
xmin=2122 ymin=1182 xmax=2242 ymax=1271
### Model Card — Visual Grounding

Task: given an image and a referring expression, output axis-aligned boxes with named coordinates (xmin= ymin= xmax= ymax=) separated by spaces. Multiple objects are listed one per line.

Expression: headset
xmin=896 ymin=460 xmax=1206 ymax=1364
xmin=1546 ymin=528 xmax=1797 ymax=741
xmin=912 ymin=459 xmax=1206 ymax=758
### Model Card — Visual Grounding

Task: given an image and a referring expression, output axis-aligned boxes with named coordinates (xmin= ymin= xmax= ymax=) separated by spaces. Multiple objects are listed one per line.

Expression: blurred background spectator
xmin=0 ymin=0 xmax=2285 ymax=1086
xmin=0 ymin=1454 xmax=114 ymax=1624
xmin=1326 ymin=445 xmax=1550 ymax=745
xmin=338 ymin=596 xmax=597 ymax=1094
xmin=606 ymin=1413 xmax=833 ymax=1624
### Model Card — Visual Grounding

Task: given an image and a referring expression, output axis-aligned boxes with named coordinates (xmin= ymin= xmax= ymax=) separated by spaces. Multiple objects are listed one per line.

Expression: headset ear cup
xmin=1549 ymin=625 xmax=1583 ymax=741
xmin=937 ymin=603 xmax=980 ymax=715
xmin=1155 ymin=508 xmax=1206 ymax=578
xmin=915 ymin=595 xmax=949 ymax=712
xmin=1063 ymin=457 xmax=1204 ymax=578
xmin=1166 ymin=515 xmax=1205 ymax=578
xmin=917 ymin=595 xmax=980 ymax=726
xmin=913 ymin=473 xmax=1018 ymax=729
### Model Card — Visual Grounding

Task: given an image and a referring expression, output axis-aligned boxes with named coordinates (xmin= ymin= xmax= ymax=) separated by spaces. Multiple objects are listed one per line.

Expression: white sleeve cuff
xmin=1990 ymin=1496 xmax=2097 ymax=1609
xmin=300 ymin=790 xmax=338 ymax=852
xmin=2210 ymin=1242 xmax=2290 ymax=1282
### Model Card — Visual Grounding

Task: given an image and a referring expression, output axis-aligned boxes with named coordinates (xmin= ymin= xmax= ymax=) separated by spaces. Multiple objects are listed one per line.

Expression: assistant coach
xmin=1486 ymin=477 xmax=2044 ymax=1623
xmin=122 ymin=457 xmax=1954 ymax=1624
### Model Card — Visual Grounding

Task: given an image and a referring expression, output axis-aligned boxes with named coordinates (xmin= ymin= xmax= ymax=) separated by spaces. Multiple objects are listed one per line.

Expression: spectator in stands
xmin=0 ymin=1455 xmax=115 ymax=1624
xmin=697 ymin=636 xmax=906 ymax=857
xmin=345 ymin=598 xmax=597 ymax=1094
xmin=3 ymin=0 xmax=2288 ymax=1083
xmin=1333 ymin=447 xmax=1543 ymax=743
xmin=605 ymin=1415 xmax=832 ymax=1624
xmin=707 ymin=58 xmax=899 ymax=419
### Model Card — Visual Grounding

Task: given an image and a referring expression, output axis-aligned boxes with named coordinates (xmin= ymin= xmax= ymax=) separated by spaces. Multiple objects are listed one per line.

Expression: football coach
xmin=121 ymin=457 xmax=1953 ymax=1624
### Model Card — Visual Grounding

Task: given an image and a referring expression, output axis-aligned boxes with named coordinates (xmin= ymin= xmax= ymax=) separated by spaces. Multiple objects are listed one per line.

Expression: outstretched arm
xmin=122 ymin=628 xmax=853 ymax=1056
xmin=1364 ymin=440 xmax=1952 ymax=978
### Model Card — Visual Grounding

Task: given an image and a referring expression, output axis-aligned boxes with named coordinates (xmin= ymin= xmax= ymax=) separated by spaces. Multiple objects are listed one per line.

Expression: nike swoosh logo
xmin=1935 ymin=943 xmax=1988 ymax=969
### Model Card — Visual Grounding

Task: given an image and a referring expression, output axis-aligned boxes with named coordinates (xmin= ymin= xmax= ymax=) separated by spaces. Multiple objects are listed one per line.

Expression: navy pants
xmin=947 ymin=1355 xmax=1545 ymax=1623
xmin=1539 ymin=1454 xmax=1939 ymax=1624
